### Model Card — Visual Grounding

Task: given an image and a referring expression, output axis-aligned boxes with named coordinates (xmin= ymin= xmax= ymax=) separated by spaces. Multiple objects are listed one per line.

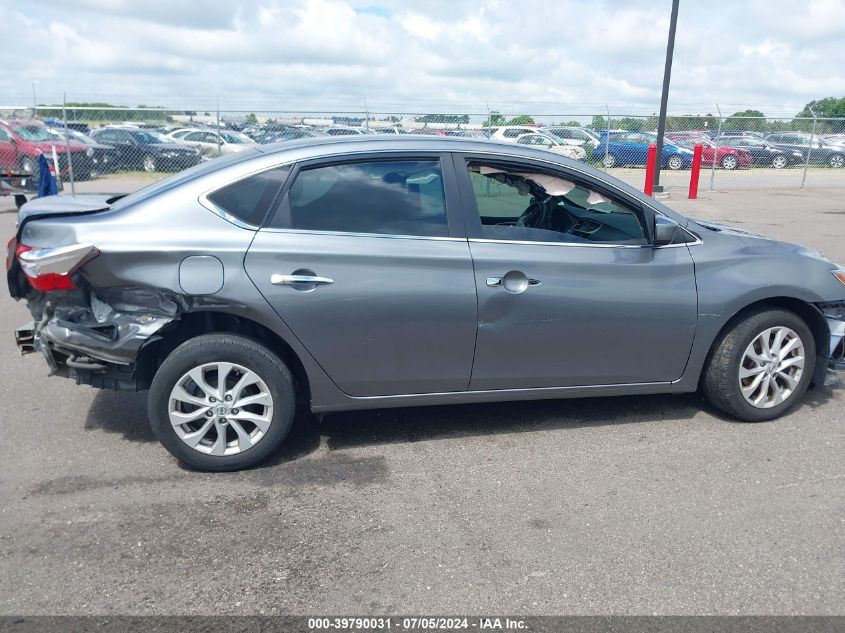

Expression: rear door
xmin=453 ymin=154 xmax=697 ymax=389
xmin=244 ymin=153 xmax=478 ymax=397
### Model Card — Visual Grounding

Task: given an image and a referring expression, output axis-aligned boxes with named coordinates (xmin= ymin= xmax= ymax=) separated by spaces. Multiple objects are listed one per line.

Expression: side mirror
xmin=653 ymin=215 xmax=680 ymax=246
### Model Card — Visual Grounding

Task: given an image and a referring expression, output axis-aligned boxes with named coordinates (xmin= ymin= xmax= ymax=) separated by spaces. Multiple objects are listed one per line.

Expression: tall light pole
xmin=31 ymin=80 xmax=39 ymax=117
xmin=652 ymin=0 xmax=680 ymax=193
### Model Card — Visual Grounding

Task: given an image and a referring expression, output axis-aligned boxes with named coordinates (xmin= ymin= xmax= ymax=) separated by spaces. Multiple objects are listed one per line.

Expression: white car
xmin=167 ymin=128 xmax=254 ymax=159
xmin=516 ymin=133 xmax=587 ymax=161
xmin=483 ymin=125 xmax=545 ymax=143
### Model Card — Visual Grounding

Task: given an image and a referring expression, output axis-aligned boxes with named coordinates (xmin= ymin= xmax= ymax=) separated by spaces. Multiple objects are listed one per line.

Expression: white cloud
xmin=2 ymin=0 xmax=843 ymax=118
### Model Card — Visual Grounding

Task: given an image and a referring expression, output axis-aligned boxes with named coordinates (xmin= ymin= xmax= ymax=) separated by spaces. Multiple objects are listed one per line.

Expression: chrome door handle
xmin=487 ymin=276 xmax=541 ymax=287
xmin=271 ymin=274 xmax=334 ymax=286
xmin=487 ymin=272 xmax=541 ymax=293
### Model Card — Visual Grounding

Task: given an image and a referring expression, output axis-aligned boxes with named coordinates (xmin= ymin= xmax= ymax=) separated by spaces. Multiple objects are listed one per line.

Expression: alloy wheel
xmin=771 ymin=155 xmax=787 ymax=169
xmin=602 ymin=154 xmax=617 ymax=168
xmin=168 ymin=362 xmax=274 ymax=455
xmin=738 ymin=326 xmax=805 ymax=409
xmin=829 ymin=154 xmax=844 ymax=169
xmin=722 ymin=155 xmax=738 ymax=170
xmin=667 ymin=155 xmax=683 ymax=170
xmin=143 ymin=155 xmax=156 ymax=172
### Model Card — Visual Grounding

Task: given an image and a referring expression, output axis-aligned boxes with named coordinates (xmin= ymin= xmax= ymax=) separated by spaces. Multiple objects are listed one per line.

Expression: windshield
xmin=13 ymin=125 xmax=56 ymax=142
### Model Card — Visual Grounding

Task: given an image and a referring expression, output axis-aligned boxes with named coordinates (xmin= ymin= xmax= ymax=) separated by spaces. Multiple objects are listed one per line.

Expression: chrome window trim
xmin=469 ymin=238 xmax=646 ymax=249
xmin=257 ymin=227 xmax=466 ymax=242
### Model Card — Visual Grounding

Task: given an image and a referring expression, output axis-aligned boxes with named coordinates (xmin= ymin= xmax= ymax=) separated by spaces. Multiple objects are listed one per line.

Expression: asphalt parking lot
xmin=0 ymin=182 xmax=843 ymax=615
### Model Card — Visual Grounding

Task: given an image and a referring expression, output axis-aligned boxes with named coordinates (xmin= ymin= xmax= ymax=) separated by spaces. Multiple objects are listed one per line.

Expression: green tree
xmin=506 ymin=114 xmax=535 ymax=125
xmin=724 ymin=109 xmax=766 ymax=132
xmin=244 ymin=113 xmax=258 ymax=125
xmin=415 ymin=113 xmax=470 ymax=125
xmin=557 ymin=120 xmax=581 ymax=127
xmin=483 ymin=111 xmax=506 ymax=126
xmin=797 ymin=97 xmax=845 ymax=132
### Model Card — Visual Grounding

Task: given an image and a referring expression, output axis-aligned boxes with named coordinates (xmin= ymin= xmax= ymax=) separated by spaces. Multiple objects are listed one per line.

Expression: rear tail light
xmin=16 ymin=242 xmax=98 ymax=292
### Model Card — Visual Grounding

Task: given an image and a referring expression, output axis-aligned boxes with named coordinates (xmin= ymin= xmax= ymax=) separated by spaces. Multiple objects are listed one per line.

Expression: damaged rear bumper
xmin=15 ymin=289 xmax=178 ymax=389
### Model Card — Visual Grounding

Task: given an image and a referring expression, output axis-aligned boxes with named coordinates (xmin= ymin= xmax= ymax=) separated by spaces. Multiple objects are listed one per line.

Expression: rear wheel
xmin=828 ymin=153 xmax=844 ymax=169
xmin=148 ymin=334 xmax=296 ymax=471
xmin=702 ymin=307 xmax=814 ymax=422
xmin=142 ymin=154 xmax=157 ymax=172
xmin=721 ymin=154 xmax=739 ymax=170
xmin=602 ymin=153 xmax=618 ymax=168
xmin=771 ymin=155 xmax=788 ymax=169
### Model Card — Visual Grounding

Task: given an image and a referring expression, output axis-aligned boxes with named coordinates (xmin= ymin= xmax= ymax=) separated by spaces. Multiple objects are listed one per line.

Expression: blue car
xmin=595 ymin=131 xmax=693 ymax=170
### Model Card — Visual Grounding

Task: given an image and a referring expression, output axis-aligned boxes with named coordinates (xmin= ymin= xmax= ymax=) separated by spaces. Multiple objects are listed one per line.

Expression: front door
xmin=244 ymin=154 xmax=478 ymax=397
xmin=455 ymin=156 xmax=698 ymax=390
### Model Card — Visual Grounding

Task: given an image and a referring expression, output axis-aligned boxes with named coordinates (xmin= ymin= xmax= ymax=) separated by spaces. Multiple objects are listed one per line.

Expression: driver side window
xmin=466 ymin=161 xmax=648 ymax=245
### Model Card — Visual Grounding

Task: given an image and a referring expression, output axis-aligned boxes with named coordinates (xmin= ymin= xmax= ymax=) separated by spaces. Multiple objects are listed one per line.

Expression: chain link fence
xmin=2 ymin=103 xmax=844 ymax=195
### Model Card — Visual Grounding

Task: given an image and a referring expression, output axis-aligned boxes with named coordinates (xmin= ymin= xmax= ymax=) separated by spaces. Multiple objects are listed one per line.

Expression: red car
xmin=667 ymin=134 xmax=753 ymax=170
xmin=0 ymin=119 xmax=92 ymax=180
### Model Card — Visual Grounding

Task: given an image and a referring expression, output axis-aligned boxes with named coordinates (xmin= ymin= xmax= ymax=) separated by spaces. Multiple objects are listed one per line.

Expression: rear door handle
xmin=271 ymin=274 xmax=334 ymax=286
xmin=486 ymin=277 xmax=541 ymax=287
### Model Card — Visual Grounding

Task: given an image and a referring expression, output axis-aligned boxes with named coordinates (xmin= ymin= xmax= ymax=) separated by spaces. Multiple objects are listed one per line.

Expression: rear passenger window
xmin=269 ymin=160 xmax=448 ymax=237
xmin=207 ymin=166 xmax=291 ymax=226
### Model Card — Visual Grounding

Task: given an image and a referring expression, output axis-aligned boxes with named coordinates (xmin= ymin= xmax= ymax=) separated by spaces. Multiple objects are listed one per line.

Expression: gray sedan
xmin=8 ymin=136 xmax=845 ymax=470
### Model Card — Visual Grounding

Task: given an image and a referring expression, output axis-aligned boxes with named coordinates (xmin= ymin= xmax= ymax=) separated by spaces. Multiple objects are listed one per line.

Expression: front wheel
xmin=666 ymin=154 xmax=684 ymax=170
xmin=771 ymin=155 xmax=788 ymax=169
xmin=148 ymin=334 xmax=296 ymax=471
xmin=602 ymin=153 xmax=618 ymax=168
xmin=702 ymin=307 xmax=814 ymax=422
xmin=828 ymin=153 xmax=844 ymax=169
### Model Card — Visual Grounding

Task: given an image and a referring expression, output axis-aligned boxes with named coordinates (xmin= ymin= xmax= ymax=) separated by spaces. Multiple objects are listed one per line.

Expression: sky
xmin=2 ymin=0 xmax=844 ymax=118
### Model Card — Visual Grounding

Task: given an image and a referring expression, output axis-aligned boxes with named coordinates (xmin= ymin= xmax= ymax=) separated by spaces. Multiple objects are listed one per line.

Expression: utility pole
xmin=652 ymin=0 xmax=680 ymax=193
xmin=31 ymin=80 xmax=38 ymax=117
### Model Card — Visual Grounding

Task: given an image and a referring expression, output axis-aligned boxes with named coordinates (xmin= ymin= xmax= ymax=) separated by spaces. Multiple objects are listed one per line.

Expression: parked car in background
xmin=8 ymin=136 xmax=845 ymax=471
xmin=89 ymin=127 xmax=201 ymax=172
xmin=516 ymin=133 xmax=587 ymax=161
xmin=321 ymin=126 xmax=366 ymax=136
xmin=595 ymin=131 xmax=693 ymax=169
xmin=765 ymin=132 xmax=845 ymax=168
xmin=0 ymin=119 xmax=92 ymax=180
xmin=667 ymin=135 xmax=753 ymax=170
xmin=542 ymin=126 xmax=601 ymax=152
xmin=168 ymin=128 xmax=255 ymax=159
xmin=713 ymin=134 xmax=801 ymax=168
xmin=255 ymin=127 xmax=324 ymax=144
xmin=482 ymin=126 xmax=543 ymax=143
xmin=46 ymin=126 xmax=119 ymax=176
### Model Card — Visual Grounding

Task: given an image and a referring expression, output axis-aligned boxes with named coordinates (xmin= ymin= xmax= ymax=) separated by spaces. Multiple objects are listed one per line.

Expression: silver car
xmin=8 ymin=136 xmax=845 ymax=471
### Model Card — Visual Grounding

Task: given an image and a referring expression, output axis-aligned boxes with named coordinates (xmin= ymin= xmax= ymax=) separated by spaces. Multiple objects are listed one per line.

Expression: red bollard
xmin=644 ymin=144 xmax=657 ymax=196
xmin=688 ymin=144 xmax=703 ymax=199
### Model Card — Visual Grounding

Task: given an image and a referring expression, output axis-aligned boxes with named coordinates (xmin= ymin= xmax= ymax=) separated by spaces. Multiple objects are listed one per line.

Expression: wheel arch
xmin=700 ymin=296 xmax=829 ymax=389
xmin=135 ymin=310 xmax=311 ymax=400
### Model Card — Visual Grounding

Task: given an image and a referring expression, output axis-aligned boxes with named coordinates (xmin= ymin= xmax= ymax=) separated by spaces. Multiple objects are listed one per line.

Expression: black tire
xmin=148 ymin=334 xmax=296 ymax=471
xmin=702 ymin=307 xmax=815 ymax=422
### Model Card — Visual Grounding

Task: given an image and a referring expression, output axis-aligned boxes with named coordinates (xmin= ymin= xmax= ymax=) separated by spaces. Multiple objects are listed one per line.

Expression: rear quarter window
xmin=206 ymin=166 xmax=291 ymax=226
